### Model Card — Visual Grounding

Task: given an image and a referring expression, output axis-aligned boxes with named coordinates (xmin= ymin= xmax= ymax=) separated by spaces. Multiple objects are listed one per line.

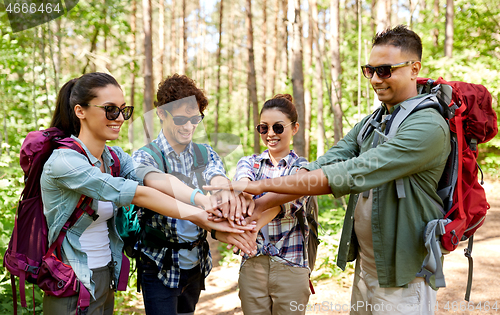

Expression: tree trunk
xmin=201 ymin=4 xmax=207 ymax=88
xmin=310 ymin=0 xmax=324 ymax=157
xmin=304 ymin=3 xmax=313 ymax=158
xmin=357 ymin=0 xmax=361 ymax=120
xmin=433 ymin=0 xmax=439 ymax=47
xmin=47 ymin=22 xmax=59 ymax=93
xmin=171 ymin=0 xmax=177 ymax=74
xmin=214 ymin=0 xmax=224 ymax=145
xmin=128 ymin=0 xmax=137 ymax=146
xmin=291 ymin=0 xmax=305 ymax=156
xmin=40 ymin=26 xmax=52 ymax=116
xmin=444 ymin=0 xmax=454 ymax=57
xmin=159 ymin=0 xmax=165 ymax=79
xmin=376 ymin=0 xmax=388 ymax=32
xmin=246 ymin=0 xmax=260 ymax=154
xmin=270 ymin=0 xmax=280 ymax=96
xmin=282 ymin=0 xmax=289 ymax=79
xmin=227 ymin=4 xmax=234 ymax=108
xmin=262 ymin=0 xmax=267 ymax=103
xmin=143 ymin=0 xmax=154 ymax=142
xmin=370 ymin=0 xmax=377 ymax=37
xmin=179 ymin=0 xmax=187 ymax=74
xmin=330 ymin=0 xmax=343 ymax=144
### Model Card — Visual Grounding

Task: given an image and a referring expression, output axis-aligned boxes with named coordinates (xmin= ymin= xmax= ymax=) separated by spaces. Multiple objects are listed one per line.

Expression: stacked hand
xmin=196 ymin=182 xmax=261 ymax=257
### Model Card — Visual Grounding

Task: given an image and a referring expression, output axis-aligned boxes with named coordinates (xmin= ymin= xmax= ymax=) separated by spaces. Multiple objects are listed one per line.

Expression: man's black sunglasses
xmin=256 ymin=121 xmax=295 ymax=135
xmin=90 ymin=104 xmax=134 ymax=120
xmin=165 ymin=109 xmax=204 ymax=126
xmin=361 ymin=61 xmax=416 ymax=79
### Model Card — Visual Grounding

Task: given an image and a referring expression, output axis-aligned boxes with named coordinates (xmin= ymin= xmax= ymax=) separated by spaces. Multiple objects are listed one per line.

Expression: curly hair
xmin=155 ymin=74 xmax=208 ymax=114
xmin=372 ymin=25 xmax=422 ymax=61
xmin=260 ymin=93 xmax=298 ymax=126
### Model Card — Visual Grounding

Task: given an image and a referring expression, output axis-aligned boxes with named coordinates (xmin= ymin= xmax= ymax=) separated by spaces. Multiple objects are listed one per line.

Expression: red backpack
xmin=415 ymin=78 xmax=496 ymax=248
xmin=3 ymin=127 xmax=122 ymax=314
xmin=357 ymin=77 xmax=497 ymax=300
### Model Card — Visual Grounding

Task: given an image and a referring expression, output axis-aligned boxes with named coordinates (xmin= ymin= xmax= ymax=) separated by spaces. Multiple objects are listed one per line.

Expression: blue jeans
xmin=141 ymin=259 xmax=202 ymax=315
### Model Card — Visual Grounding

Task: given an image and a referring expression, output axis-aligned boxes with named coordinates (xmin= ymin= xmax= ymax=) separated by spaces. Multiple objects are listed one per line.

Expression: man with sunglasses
xmin=131 ymin=74 xmax=254 ymax=315
xmin=206 ymin=25 xmax=449 ymax=314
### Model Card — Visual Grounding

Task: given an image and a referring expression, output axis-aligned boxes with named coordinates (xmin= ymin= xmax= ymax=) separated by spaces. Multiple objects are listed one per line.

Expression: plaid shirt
xmin=132 ymin=131 xmax=227 ymax=288
xmin=234 ymin=150 xmax=309 ymax=268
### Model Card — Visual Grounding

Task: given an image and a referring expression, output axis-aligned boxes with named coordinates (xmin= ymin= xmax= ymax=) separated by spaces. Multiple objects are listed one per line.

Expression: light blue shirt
xmin=41 ymin=136 xmax=156 ymax=296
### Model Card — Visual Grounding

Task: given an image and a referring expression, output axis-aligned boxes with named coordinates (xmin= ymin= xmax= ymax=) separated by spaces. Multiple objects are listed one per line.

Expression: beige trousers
xmin=351 ymin=260 xmax=437 ymax=315
xmin=238 ymin=255 xmax=311 ymax=315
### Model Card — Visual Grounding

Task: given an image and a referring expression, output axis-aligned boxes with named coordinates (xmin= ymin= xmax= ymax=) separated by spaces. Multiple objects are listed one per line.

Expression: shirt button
xmin=346 ymin=241 xmax=350 ymax=246
xmin=350 ymin=216 xmax=354 ymax=220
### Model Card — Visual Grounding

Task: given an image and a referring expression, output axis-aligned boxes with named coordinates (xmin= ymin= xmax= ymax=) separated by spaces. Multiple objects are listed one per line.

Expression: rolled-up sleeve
xmin=203 ymin=144 xmax=228 ymax=184
xmin=233 ymin=155 xmax=257 ymax=181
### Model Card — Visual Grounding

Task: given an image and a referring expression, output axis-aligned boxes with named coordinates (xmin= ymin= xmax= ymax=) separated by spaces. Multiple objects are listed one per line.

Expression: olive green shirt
xmin=304 ymin=95 xmax=450 ymax=288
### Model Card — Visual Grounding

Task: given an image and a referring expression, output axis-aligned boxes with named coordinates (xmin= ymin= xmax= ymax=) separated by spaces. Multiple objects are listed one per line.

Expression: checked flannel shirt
xmin=132 ymin=131 xmax=227 ymax=288
xmin=234 ymin=150 xmax=309 ymax=269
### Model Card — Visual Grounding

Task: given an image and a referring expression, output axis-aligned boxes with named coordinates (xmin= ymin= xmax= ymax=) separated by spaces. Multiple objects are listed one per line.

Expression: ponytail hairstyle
xmin=50 ymin=72 xmax=121 ymax=136
xmin=260 ymin=94 xmax=298 ymax=126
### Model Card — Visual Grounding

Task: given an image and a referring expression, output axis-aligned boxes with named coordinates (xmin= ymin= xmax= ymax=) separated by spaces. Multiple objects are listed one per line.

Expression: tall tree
xmin=330 ymin=0 xmax=343 ymax=144
xmin=282 ymin=0 xmax=289 ymax=79
xmin=143 ymin=0 xmax=154 ymax=142
xmin=444 ymin=0 xmax=454 ymax=57
xmin=171 ymin=0 xmax=177 ymax=74
xmin=214 ymin=0 xmax=224 ymax=143
xmin=270 ymin=0 xmax=280 ymax=96
xmin=262 ymin=0 xmax=268 ymax=103
xmin=159 ymin=0 xmax=165 ymax=79
xmin=432 ymin=0 xmax=439 ymax=47
xmin=179 ymin=0 xmax=187 ymax=74
xmin=310 ymin=0 xmax=325 ymax=157
xmin=227 ymin=3 xmax=234 ymax=108
xmin=291 ymin=0 xmax=305 ymax=156
xmin=246 ymin=0 xmax=260 ymax=154
xmin=304 ymin=3 xmax=313 ymax=158
xmin=128 ymin=0 xmax=137 ymax=146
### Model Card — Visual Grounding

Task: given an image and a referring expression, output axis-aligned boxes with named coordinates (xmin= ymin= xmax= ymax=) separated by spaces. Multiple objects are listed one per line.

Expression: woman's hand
xmin=203 ymin=180 xmax=264 ymax=196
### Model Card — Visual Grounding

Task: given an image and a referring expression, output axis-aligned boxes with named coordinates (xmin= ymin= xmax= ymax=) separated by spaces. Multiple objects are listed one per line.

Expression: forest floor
xmin=128 ymin=179 xmax=500 ymax=314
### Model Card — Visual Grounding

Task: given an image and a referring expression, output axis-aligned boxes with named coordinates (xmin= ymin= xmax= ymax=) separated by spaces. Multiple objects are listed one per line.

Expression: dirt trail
xmin=194 ymin=180 xmax=500 ymax=314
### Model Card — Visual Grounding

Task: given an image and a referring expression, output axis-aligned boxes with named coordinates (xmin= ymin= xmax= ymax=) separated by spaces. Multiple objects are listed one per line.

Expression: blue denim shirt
xmin=40 ymin=136 xmax=156 ymax=296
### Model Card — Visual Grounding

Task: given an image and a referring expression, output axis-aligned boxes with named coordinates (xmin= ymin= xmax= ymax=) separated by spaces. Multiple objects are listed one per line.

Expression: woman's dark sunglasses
xmin=91 ymin=104 xmax=134 ymax=120
xmin=361 ymin=61 xmax=415 ymax=79
xmin=165 ymin=109 xmax=204 ymax=125
xmin=256 ymin=121 xmax=294 ymax=135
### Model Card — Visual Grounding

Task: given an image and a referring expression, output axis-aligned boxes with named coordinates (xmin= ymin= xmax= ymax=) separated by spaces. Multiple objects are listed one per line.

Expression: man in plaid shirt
xmin=132 ymin=74 xmax=251 ymax=315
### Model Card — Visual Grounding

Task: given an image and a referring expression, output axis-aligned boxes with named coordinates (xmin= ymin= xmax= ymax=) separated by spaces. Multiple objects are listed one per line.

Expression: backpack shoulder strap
xmin=139 ymin=141 xmax=169 ymax=173
xmin=357 ymin=106 xmax=385 ymax=147
xmin=384 ymin=94 xmax=440 ymax=141
xmin=252 ymin=157 xmax=266 ymax=180
xmin=192 ymin=143 xmax=209 ymax=168
xmin=287 ymin=156 xmax=308 ymax=176
xmin=107 ymin=147 xmax=121 ymax=177
xmin=192 ymin=143 xmax=209 ymax=192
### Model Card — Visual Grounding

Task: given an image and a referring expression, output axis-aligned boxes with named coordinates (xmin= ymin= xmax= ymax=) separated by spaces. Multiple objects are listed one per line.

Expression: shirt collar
xmin=157 ymin=130 xmax=194 ymax=157
xmin=257 ymin=149 xmax=297 ymax=167
xmin=69 ymin=135 xmax=114 ymax=170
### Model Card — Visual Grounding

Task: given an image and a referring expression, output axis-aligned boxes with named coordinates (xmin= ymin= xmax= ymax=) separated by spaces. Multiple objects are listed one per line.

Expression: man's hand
xmin=188 ymin=211 xmax=256 ymax=234
xmin=215 ymin=230 xmax=258 ymax=256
